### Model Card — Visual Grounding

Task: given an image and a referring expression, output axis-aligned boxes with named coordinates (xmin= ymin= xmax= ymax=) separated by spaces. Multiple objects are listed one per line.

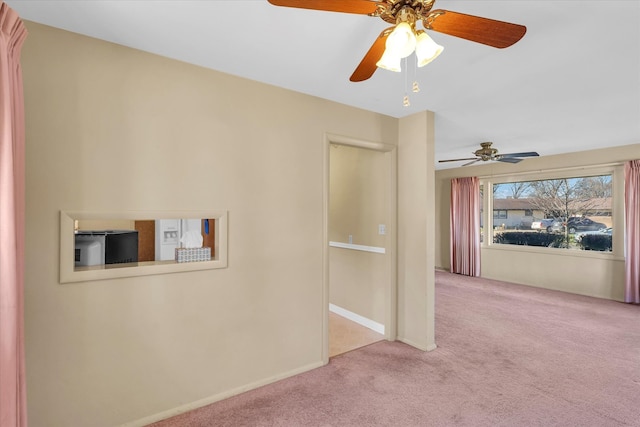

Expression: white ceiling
xmin=6 ymin=0 xmax=640 ymax=169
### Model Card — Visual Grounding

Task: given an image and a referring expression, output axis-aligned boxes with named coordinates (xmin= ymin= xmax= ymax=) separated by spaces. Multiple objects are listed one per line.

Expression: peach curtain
xmin=450 ymin=176 xmax=481 ymax=276
xmin=625 ymin=160 xmax=640 ymax=303
xmin=0 ymin=2 xmax=28 ymax=425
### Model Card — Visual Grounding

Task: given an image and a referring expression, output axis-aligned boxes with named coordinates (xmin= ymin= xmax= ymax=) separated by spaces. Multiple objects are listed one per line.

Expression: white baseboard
xmin=397 ymin=336 xmax=438 ymax=352
xmin=329 ymin=304 xmax=385 ymax=335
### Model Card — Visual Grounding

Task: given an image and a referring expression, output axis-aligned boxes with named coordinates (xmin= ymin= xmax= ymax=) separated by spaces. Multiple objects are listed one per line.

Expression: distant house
xmin=490 ymin=197 xmax=612 ymax=230
xmin=570 ymin=197 xmax=613 ymax=217
xmin=491 ymin=198 xmax=544 ymax=229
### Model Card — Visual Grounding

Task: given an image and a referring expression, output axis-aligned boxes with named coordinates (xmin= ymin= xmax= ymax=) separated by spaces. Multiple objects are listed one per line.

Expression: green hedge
xmin=579 ymin=234 xmax=612 ymax=251
xmin=494 ymin=231 xmax=566 ymax=247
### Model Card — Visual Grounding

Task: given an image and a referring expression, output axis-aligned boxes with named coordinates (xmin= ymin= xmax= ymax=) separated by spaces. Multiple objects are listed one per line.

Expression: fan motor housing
xmin=376 ymin=0 xmax=436 ymax=24
xmin=474 ymin=142 xmax=498 ymax=160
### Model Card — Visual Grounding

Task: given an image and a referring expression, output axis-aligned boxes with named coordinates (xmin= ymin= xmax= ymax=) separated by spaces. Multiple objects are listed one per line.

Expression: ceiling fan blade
xmin=426 ymin=10 xmax=526 ymax=48
xmin=497 ymin=157 xmax=522 ymax=164
xmin=267 ymin=0 xmax=379 ymax=15
xmin=499 ymin=152 xmax=539 ymax=158
xmin=350 ymin=27 xmax=394 ymax=82
xmin=438 ymin=157 xmax=478 ymax=163
xmin=462 ymin=159 xmax=482 ymax=167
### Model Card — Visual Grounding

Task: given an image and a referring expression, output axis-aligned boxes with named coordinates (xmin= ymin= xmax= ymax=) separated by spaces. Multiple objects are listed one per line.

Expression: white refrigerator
xmin=155 ymin=219 xmax=201 ymax=261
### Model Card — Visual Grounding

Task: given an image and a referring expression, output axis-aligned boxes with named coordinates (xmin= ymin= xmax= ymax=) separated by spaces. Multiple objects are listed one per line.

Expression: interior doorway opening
xmin=323 ymin=135 xmax=397 ymax=362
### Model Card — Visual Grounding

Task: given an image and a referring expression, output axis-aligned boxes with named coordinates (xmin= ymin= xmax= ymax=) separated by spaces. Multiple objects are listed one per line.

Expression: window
xmin=493 ymin=210 xmax=507 ymax=219
xmin=489 ymin=174 xmax=613 ymax=252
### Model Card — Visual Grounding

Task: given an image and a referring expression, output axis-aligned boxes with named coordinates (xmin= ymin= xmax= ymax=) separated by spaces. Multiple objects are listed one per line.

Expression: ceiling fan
xmin=439 ymin=142 xmax=539 ymax=166
xmin=267 ymin=0 xmax=526 ymax=82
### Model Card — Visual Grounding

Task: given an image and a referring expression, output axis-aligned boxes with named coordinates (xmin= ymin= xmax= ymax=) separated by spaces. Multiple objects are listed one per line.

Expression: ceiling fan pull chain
xmin=403 ymin=57 xmax=410 ymax=107
xmin=412 ymin=56 xmax=420 ymax=93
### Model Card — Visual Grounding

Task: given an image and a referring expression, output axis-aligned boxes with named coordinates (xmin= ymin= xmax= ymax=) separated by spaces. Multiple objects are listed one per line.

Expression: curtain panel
xmin=0 ymin=2 xmax=28 ymax=426
xmin=450 ymin=176 xmax=481 ymax=277
xmin=625 ymin=160 xmax=640 ymax=304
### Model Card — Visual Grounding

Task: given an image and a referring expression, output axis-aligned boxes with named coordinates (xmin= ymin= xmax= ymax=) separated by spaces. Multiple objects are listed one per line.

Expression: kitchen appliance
xmin=75 ymin=230 xmax=139 ymax=267
xmin=155 ymin=219 xmax=202 ymax=261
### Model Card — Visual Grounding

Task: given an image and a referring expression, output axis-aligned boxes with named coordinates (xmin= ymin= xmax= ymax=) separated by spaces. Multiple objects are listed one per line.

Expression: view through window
xmin=490 ymin=175 xmax=613 ymax=252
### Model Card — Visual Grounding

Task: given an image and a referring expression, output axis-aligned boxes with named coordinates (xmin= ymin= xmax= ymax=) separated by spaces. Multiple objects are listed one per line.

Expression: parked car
xmin=566 ymin=217 xmax=607 ymax=234
xmin=575 ymin=227 xmax=612 ymax=242
xmin=531 ymin=219 xmax=564 ymax=233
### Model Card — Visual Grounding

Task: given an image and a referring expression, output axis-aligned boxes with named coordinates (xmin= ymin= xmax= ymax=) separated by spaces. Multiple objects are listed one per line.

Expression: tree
xmin=575 ymin=175 xmax=612 ymax=199
xmin=528 ymin=178 xmax=595 ymax=220
xmin=529 ymin=179 xmax=565 ymax=219
xmin=527 ymin=177 xmax=607 ymax=247
xmin=527 ymin=177 xmax=611 ymax=219
xmin=506 ymin=181 xmax=531 ymax=199
xmin=492 ymin=182 xmax=531 ymax=199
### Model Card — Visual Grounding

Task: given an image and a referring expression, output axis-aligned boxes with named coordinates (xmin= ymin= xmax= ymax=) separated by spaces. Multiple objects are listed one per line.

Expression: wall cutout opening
xmin=60 ymin=210 xmax=228 ymax=283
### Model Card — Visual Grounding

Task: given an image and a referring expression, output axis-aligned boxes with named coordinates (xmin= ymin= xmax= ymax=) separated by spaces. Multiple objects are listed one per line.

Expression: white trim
xmin=329 ymin=241 xmax=386 ymax=254
xmin=397 ymin=337 xmax=437 ymax=352
xmin=325 ymin=133 xmax=395 ymax=152
xmin=477 ymin=162 xmax=623 ymax=180
xmin=329 ymin=304 xmax=385 ymax=335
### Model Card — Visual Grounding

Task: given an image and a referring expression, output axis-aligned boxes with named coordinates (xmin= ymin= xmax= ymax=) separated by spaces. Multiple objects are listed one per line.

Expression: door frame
xmin=322 ymin=133 xmax=397 ymax=364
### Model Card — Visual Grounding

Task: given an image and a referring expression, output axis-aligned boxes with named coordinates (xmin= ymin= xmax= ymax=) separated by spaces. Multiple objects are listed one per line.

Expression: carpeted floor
xmin=150 ymin=270 xmax=640 ymax=426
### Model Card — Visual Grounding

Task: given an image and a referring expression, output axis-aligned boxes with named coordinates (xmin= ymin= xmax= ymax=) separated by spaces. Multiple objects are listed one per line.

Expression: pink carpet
xmin=150 ymin=270 xmax=640 ymax=426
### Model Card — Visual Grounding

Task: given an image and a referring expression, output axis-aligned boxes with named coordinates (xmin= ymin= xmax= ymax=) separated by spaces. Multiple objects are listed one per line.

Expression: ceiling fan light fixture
xmin=415 ymin=31 xmax=444 ymax=67
xmin=386 ymin=22 xmax=416 ymax=59
xmin=376 ymin=50 xmax=402 ymax=72
xmin=269 ymin=0 xmax=528 ymax=83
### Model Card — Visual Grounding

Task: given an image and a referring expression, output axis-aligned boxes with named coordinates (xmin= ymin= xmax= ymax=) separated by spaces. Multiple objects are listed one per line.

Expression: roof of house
xmin=493 ymin=198 xmax=539 ymax=210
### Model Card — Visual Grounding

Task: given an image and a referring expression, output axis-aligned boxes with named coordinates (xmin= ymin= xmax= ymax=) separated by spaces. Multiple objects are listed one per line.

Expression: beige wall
xmin=329 ymin=249 xmax=387 ymax=324
xmin=435 ymin=144 xmax=638 ymax=301
xmin=22 ymin=22 xmax=405 ymax=426
xmin=397 ymin=112 xmax=436 ymax=351
xmin=329 ymin=144 xmax=387 ymax=247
